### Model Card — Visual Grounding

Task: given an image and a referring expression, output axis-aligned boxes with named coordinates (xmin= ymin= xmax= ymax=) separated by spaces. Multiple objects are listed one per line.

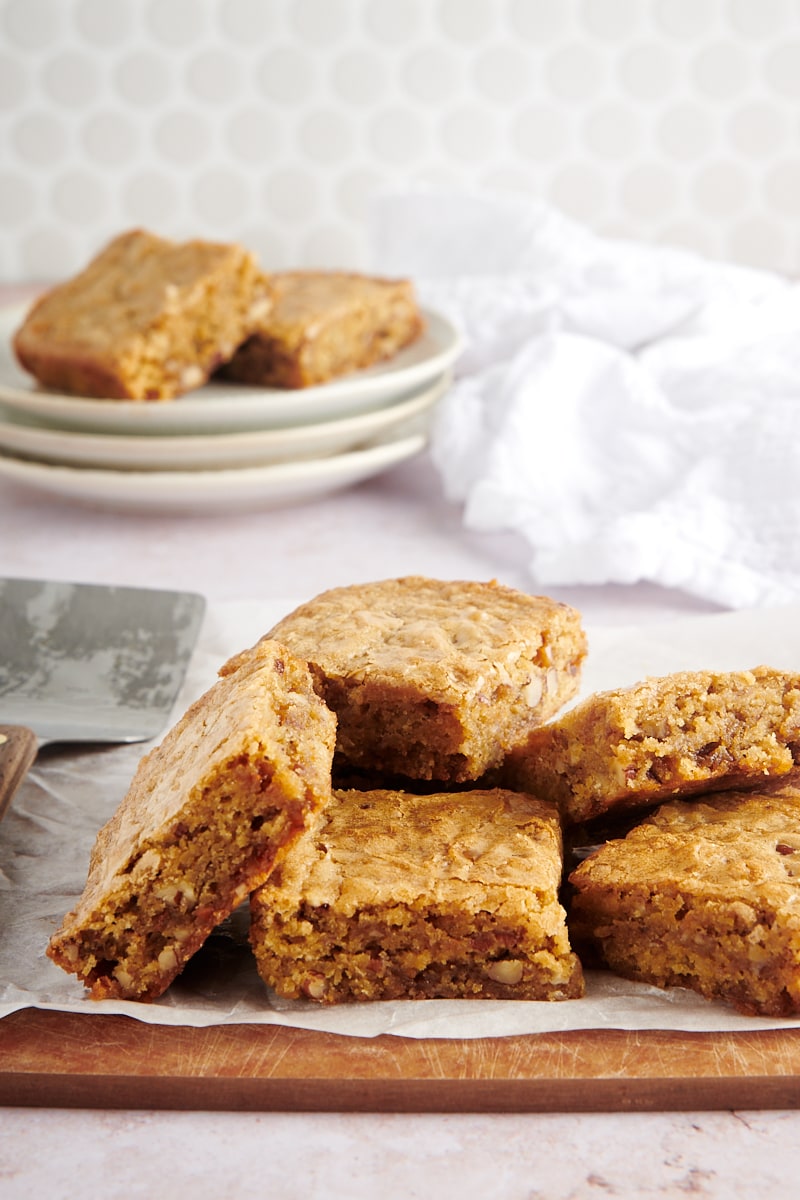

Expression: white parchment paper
xmin=4 ymin=597 xmax=800 ymax=1040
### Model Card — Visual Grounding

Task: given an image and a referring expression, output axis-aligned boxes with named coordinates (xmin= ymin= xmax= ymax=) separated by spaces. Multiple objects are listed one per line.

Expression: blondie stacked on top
xmin=47 ymin=577 xmax=587 ymax=1006
xmin=220 ymin=270 xmax=424 ymax=389
xmin=266 ymin=576 xmax=587 ymax=783
xmin=13 ymin=229 xmax=425 ymax=402
xmin=505 ymin=667 xmax=800 ymax=826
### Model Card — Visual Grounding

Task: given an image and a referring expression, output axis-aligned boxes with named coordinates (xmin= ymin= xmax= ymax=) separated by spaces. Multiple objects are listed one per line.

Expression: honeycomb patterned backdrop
xmin=2 ymin=0 xmax=800 ymax=283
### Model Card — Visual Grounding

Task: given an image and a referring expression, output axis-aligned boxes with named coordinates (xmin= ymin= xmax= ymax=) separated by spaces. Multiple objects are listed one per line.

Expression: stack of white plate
xmin=0 ymin=303 xmax=461 ymax=513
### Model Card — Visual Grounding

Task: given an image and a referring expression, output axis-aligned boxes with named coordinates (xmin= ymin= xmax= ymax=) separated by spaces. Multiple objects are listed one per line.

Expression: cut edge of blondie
xmin=251 ymin=894 xmax=585 ymax=1004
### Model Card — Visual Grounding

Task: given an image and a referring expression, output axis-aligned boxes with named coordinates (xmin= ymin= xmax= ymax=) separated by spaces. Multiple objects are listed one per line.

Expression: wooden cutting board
xmin=3 ymin=1008 xmax=800 ymax=1112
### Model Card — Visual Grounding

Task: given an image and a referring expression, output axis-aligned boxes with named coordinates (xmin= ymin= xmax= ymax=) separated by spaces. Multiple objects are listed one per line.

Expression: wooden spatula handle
xmin=0 ymin=725 xmax=38 ymax=822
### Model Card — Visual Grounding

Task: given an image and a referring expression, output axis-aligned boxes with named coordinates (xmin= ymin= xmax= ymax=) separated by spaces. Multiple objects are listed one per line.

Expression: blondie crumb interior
xmin=262 ymin=577 xmax=587 ymax=782
xmin=569 ymin=780 xmax=800 ymax=1016
xmin=46 ymin=641 xmax=336 ymax=1002
xmin=13 ymin=228 xmax=269 ymax=401
xmin=250 ymin=786 xmax=584 ymax=1004
xmin=505 ymin=667 xmax=800 ymax=826
xmin=219 ymin=269 xmax=423 ymax=388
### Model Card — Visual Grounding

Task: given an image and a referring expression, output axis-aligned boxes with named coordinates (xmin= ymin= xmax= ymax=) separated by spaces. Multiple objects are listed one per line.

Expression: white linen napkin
xmin=369 ymin=191 xmax=800 ymax=609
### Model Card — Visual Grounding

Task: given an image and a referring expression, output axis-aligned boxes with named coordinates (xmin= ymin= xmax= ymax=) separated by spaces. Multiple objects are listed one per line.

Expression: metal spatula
xmin=0 ymin=577 xmax=206 ymax=819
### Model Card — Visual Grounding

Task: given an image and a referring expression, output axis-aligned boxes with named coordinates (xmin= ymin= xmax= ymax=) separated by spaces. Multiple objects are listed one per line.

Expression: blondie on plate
xmin=14 ymin=228 xmax=269 ymax=400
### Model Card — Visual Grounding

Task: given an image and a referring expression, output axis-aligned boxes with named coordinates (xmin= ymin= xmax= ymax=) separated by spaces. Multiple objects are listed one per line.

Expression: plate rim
xmin=0 ymin=424 xmax=428 ymax=507
xmin=0 ymin=371 xmax=448 ymax=471
xmin=0 ymin=302 xmax=462 ymax=434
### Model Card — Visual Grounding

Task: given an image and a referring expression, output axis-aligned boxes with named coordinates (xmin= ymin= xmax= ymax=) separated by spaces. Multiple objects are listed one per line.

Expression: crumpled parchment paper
xmin=4 ymin=598 xmax=800 ymax=1039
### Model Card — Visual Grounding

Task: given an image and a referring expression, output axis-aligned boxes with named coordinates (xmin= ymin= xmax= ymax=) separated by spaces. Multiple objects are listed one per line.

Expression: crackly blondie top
xmin=504 ymin=666 xmax=800 ymax=826
xmin=250 ymin=786 xmax=584 ymax=1003
xmin=13 ymin=228 xmax=270 ymax=401
xmin=260 ymin=576 xmax=587 ymax=781
xmin=569 ymin=779 xmax=800 ymax=1016
xmin=219 ymin=269 xmax=423 ymax=388
xmin=46 ymin=640 xmax=336 ymax=1002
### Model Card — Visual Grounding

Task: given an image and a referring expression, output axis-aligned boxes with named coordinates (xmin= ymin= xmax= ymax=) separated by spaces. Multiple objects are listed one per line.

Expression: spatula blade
xmin=0 ymin=578 xmax=206 ymax=744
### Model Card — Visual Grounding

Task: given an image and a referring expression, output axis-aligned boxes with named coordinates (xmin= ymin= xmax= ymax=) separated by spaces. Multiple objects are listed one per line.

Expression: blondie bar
xmin=263 ymin=577 xmax=587 ymax=782
xmin=219 ymin=270 xmax=423 ymax=388
xmin=569 ymin=779 xmax=800 ymax=1016
xmin=47 ymin=640 xmax=336 ymax=1001
xmin=13 ymin=229 xmax=269 ymax=401
xmin=250 ymin=786 xmax=584 ymax=1003
xmin=505 ymin=667 xmax=800 ymax=826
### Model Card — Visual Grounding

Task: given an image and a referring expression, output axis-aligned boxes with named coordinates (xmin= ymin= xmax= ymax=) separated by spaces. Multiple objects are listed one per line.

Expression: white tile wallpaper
xmin=2 ymin=0 xmax=800 ymax=282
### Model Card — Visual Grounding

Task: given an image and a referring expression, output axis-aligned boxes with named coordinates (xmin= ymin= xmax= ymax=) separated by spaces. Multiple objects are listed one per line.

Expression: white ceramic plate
xmin=0 ymin=372 xmax=448 ymax=471
xmin=0 ymin=426 xmax=427 ymax=514
xmin=0 ymin=303 xmax=461 ymax=435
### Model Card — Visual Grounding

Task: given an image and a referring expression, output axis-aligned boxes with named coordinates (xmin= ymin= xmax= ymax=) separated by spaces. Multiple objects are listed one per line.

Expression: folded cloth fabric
xmin=369 ymin=191 xmax=800 ymax=609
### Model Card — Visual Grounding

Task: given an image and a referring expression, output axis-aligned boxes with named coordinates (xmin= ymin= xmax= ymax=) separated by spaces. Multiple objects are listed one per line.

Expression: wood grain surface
xmin=0 ymin=725 xmax=37 ymax=823
xmin=3 ymin=1008 xmax=800 ymax=1112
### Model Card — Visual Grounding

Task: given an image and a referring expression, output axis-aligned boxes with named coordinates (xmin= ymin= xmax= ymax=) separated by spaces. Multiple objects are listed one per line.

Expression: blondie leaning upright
xmin=264 ymin=577 xmax=587 ymax=782
xmin=250 ymin=786 xmax=584 ymax=1004
xmin=13 ymin=228 xmax=270 ymax=401
xmin=47 ymin=640 xmax=336 ymax=1002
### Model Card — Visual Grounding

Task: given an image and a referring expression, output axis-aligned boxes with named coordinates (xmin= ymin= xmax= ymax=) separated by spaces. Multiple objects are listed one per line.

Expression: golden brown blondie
xmin=263 ymin=577 xmax=587 ymax=782
xmin=13 ymin=228 xmax=269 ymax=401
xmin=47 ymin=640 xmax=336 ymax=1002
xmin=219 ymin=269 xmax=423 ymax=388
xmin=250 ymin=786 xmax=584 ymax=1004
xmin=504 ymin=667 xmax=800 ymax=826
xmin=569 ymin=780 xmax=800 ymax=1016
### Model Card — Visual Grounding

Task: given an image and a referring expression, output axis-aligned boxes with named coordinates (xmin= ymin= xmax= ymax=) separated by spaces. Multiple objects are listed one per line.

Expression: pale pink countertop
xmin=1 ymin=284 xmax=799 ymax=1200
